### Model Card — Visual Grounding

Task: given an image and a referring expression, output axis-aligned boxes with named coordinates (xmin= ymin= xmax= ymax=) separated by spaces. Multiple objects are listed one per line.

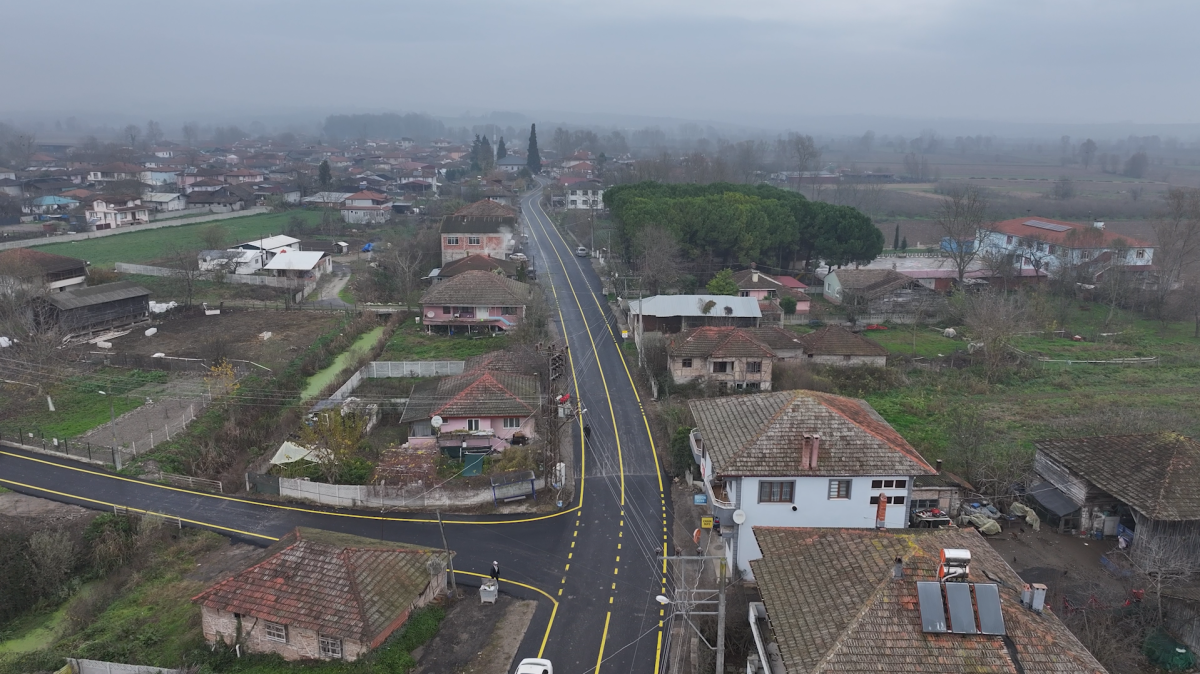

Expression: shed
xmin=38 ymin=281 xmax=150 ymax=335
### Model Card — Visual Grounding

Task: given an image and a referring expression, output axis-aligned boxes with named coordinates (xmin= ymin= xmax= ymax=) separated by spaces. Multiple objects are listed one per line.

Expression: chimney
xmin=1021 ymin=584 xmax=1033 ymax=607
xmin=1093 ymin=220 xmax=1105 ymax=230
xmin=892 ymin=557 xmax=904 ymax=580
xmin=809 ymin=434 xmax=820 ymax=469
xmin=800 ymin=434 xmax=812 ymax=469
xmin=936 ymin=459 xmax=943 ymax=473
xmin=1030 ymin=583 xmax=1048 ymax=613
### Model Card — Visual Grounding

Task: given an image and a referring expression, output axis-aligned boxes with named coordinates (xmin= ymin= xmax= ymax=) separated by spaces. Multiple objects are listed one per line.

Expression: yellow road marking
xmin=595 ymin=611 xmax=612 ymax=674
xmin=0 ymin=450 xmax=576 ymax=525
xmin=456 ymin=570 xmax=557 ymax=658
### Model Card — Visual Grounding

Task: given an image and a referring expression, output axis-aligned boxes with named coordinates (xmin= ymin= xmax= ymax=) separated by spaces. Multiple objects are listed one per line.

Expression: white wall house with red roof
xmin=978 ymin=216 xmax=1155 ymax=276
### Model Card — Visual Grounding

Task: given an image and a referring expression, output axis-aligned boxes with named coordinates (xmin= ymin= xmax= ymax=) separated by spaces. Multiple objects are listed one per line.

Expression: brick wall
xmin=201 ymin=607 xmax=367 ymax=661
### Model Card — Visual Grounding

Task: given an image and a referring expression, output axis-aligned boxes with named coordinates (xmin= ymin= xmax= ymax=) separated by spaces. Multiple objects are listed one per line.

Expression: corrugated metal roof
xmin=263 ymin=250 xmax=327 ymax=270
xmin=628 ymin=295 xmax=762 ymax=318
xmin=45 ymin=281 xmax=149 ymax=310
xmin=237 ymin=235 xmax=300 ymax=250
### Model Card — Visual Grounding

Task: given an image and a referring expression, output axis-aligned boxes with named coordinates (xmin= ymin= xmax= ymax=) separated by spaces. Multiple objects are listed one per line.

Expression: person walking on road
xmin=490 ymin=561 xmax=501 ymax=581
xmin=583 ymin=424 xmax=591 ymax=440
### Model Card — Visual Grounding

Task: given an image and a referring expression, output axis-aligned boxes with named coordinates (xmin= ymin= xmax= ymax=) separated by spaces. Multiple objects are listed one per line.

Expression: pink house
xmin=400 ymin=361 xmax=539 ymax=453
xmin=732 ymin=265 xmax=810 ymax=320
xmin=419 ymin=270 xmax=530 ymax=334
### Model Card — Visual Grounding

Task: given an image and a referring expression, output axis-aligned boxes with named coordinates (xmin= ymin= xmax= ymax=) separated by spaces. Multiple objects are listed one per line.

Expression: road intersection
xmin=0 ymin=181 xmax=673 ymax=674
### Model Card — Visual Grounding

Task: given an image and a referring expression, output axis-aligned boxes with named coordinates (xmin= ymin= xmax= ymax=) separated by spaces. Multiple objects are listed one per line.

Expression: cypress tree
xmin=497 ymin=137 xmax=507 ymax=160
xmin=527 ymin=124 xmax=542 ymax=174
xmin=318 ymin=159 xmax=331 ymax=187
xmin=893 ymin=224 xmax=900 ymax=250
xmin=901 ymin=236 xmax=908 ymax=251
xmin=480 ymin=136 xmax=494 ymax=171
xmin=470 ymin=135 xmax=482 ymax=171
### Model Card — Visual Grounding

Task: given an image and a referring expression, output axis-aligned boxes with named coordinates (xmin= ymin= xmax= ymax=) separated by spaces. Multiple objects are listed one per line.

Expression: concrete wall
xmin=114 ymin=263 xmax=311 ymax=290
xmin=670 ymin=356 xmax=772 ymax=390
xmin=277 ymin=475 xmax=544 ymax=509
xmin=805 ymin=354 xmax=888 ymax=368
xmin=67 ymin=659 xmax=178 ymax=674
xmin=730 ymin=474 xmax=913 ymax=579
xmin=0 ymin=207 xmax=270 ymax=251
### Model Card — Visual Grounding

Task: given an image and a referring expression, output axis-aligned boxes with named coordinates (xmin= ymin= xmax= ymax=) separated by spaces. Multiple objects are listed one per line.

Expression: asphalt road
xmin=0 ymin=181 xmax=671 ymax=674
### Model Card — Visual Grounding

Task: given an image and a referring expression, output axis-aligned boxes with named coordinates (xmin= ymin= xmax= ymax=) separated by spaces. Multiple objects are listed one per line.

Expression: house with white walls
xmin=977 ymin=216 xmax=1155 ymax=278
xmin=688 ymin=389 xmax=936 ymax=580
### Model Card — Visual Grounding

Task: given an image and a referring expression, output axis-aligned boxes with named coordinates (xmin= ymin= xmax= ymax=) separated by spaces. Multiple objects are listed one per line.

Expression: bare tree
xmin=181 ymin=123 xmax=199 ymax=148
xmin=144 ymin=120 xmax=164 ymax=147
xmin=1150 ymin=187 xmax=1200 ymax=318
xmin=960 ymin=290 xmax=1026 ymax=380
xmin=1123 ymin=534 xmax=1196 ymax=623
xmin=200 ymin=223 xmax=228 ymax=251
xmin=933 ymin=183 xmax=990 ymax=282
xmin=163 ymin=243 xmax=204 ymax=307
xmin=977 ymin=247 xmax=1017 ymax=292
xmin=124 ymin=124 xmax=140 ymax=148
xmin=634 ymin=224 xmax=682 ymax=296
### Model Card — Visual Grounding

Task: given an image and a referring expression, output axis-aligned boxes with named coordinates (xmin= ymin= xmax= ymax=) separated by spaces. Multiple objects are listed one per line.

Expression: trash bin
xmin=480 ymin=579 xmax=498 ymax=604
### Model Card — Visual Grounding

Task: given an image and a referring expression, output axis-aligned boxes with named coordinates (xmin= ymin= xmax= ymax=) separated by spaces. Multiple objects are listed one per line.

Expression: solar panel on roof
xmin=946 ymin=582 xmax=978 ymax=634
xmin=917 ymin=582 xmax=948 ymax=633
xmin=1023 ymin=219 xmax=1072 ymax=232
xmin=974 ymin=584 xmax=1007 ymax=635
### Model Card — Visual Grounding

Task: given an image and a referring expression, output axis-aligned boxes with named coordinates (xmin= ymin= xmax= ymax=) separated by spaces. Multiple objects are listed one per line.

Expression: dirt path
xmin=77 ymin=376 xmax=208 ymax=454
xmin=412 ymin=591 xmax=536 ymax=674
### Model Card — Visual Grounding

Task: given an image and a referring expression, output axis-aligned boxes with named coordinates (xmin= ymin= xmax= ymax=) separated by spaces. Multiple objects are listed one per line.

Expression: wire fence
xmin=0 ymin=433 xmax=131 ymax=468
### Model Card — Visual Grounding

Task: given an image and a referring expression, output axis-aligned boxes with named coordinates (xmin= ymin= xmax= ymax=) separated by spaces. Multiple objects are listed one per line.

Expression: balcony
xmin=689 ymin=428 xmax=703 ymax=466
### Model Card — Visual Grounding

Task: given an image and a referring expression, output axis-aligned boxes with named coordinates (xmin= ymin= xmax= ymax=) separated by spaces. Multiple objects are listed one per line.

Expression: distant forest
xmin=322 ymin=113 xmax=446 ymax=141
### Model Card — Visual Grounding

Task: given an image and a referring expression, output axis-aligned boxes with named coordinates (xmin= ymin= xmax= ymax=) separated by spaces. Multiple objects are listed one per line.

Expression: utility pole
xmin=437 ymin=510 xmax=456 ymax=594
xmin=716 ymin=558 xmax=726 ymax=674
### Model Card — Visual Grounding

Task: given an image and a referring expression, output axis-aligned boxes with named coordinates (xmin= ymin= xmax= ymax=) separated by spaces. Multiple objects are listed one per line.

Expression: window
xmin=1036 ymin=242 xmax=1045 ymax=252
xmin=758 ymin=480 xmax=794 ymax=503
xmin=1048 ymin=244 xmax=1056 ymax=254
xmin=1006 ymin=235 xmax=1014 ymax=245
xmin=319 ymin=635 xmax=343 ymax=659
xmin=503 ymin=417 xmax=521 ymax=428
xmin=501 ymin=306 xmax=517 ymax=315
xmin=712 ymin=361 xmax=730 ymax=373
xmin=569 ymin=200 xmax=577 ymax=206
xmin=467 ymin=419 xmax=480 ymax=431
xmin=747 ymin=361 xmax=762 ymax=373
xmin=828 ymin=479 xmax=851 ymax=500
xmin=739 ymin=291 xmax=750 ymax=297
xmin=445 ymin=236 xmax=459 ymax=245
xmin=746 ymin=382 xmax=760 ymax=391
xmin=681 ymin=358 xmax=693 ymax=368
xmin=443 ymin=306 xmax=452 ymax=315
xmin=264 ymin=622 xmax=287 ymax=643
xmin=411 ymin=420 xmax=433 ymax=437
xmin=871 ymin=479 xmax=908 ymax=489
xmin=870 ymin=495 xmax=907 ymax=505
xmin=912 ymin=498 xmax=940 ymax=510
xmin=1136 ymin=249 xmax=1146 ymax=259
xmin=468 ymin=236 xmax=481 ymax=245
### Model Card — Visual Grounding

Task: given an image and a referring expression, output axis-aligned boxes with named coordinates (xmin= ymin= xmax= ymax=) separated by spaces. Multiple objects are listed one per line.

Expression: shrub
xmin=779 ymin=296 xmax=797 ymax=315
xmin=669 ymin=426 xmax=695 ymax=478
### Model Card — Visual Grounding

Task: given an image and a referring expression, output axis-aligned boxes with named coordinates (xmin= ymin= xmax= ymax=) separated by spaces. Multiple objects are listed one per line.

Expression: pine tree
xmin=901 ymin=236 xmax=908 ymax=251
xmin=893 ymin=224 xmax=900 ymax=250
xmin=526 ymin=124 xmax=542 ymax=174
xmin=470 ymin=135 xmax=482 ymax=171
xmin=318 ymin=159 xmax=331 ymax=187
xmin=480 ymin=136 xmax=494 ymax=171
xmin=497 ymin=137 xmax=507 ymax=160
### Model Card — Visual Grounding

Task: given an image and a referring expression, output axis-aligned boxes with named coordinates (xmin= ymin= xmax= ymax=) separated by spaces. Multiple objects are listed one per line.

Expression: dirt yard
xmin=987 ymin=525 xmax=1127 ymax=605
xmin=96 ymin=308 xmax=343 ymax=371
xmin=412 ymin=590 xmax=537 ymax=674
xmin=0 ymin=491 xmax=94 ymax=533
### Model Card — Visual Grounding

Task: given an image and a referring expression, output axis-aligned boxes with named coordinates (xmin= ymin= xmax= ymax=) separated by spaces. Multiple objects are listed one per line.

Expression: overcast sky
xmin=2 ymin=1 xmax=1197 ymax=131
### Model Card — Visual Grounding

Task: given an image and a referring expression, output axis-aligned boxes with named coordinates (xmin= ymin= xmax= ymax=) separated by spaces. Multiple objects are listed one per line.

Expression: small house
xmin=823 ymin=268 xmax=943 ymax=321
xmin=262 ymin=249 xmax=332 ymax=280
xmin=668 ymin=326 xmax=775 ymax=392
xmin=193 ymin=528 xmax=448 ymax=663
xmin=732 ymin=265 xmax=810 ymax=320
xmin=85 ymin=197 xmax=149 ymax=230
xmin=797 ymin=326 xmax=889 ymax=367
xmin=400 ymin=368 xmax=539 ymax=453
xmin=419 ymin=269 xmax=530 ymax=333
xmin=142 ymin=192 xmax=188 ymax=212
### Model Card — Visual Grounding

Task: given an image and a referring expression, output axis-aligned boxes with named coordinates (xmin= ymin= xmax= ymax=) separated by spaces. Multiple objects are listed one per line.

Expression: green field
xmin=30 ymin=211 xmax=321 ymax=267
xmin=0 ymin=370 xmax=168 ymax=440
xmin=381 ymin=320 xmax=508 ymax=361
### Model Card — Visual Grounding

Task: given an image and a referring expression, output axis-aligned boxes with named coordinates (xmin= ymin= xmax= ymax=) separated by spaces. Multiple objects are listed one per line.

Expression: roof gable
xmin=670 ymin=326 xmax=775 ymax=359
xmin=799 ymin=326 xmax=888 ymax=357
xmin=420 ymin=270 xmax=531 ymax=307
xmin=689 ymin=390 xmax=935 ymax=477
xmin=1034 ymin=433 xmax=1200 ymax=520
xmin=830 ymin=269 xmax=914 ymax=299
xmin=991 ymin=217 xmax=1153 ymax=249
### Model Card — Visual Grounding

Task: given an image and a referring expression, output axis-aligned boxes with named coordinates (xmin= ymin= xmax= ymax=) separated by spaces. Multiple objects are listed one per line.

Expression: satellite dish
xmin=732 ymin=510 xmax=747 ymax=525
xmin=430 ymin=416 xmax=444 ymax=428
xmin=426 ymin=310 xmax=435 ymax=318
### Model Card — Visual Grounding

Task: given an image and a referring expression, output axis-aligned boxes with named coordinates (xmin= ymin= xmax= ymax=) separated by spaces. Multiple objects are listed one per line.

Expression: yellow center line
xmin=595 ymin=611 xmax=612 ymax=674
xmin=455 ymin=570 xmax=558 ymax=658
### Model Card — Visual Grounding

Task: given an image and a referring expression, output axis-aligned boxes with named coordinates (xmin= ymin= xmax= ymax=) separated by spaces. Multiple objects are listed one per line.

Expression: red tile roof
xmin=670 ymin=326 xmax=775 ymax=359
xmin=991 ymin=217 xmax=1152 ymax=249
xmin=192 ymin=528 xmax=443 ymax=644
xmin=452 ymin=199 xmax=518 ymax=217
xmin=798 ymin=326 xmax=889 ymax=357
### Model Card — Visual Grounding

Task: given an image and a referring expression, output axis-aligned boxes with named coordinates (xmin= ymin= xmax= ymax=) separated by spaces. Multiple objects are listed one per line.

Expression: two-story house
xmin=340 ymin=190 xmax=392 ymax=224
xmin=419 ymin=269 xmax=530 ymax=334
xmin=400 ymin=364 xmax=539 ymax=454
xmin=86 ymin=162 xmax=143 ymax=184
xmin=668 ymin=326 xmax=776 ymax=391
xmin=977 ymin=216 xmax=1155 ymax=279
xmin=732 ymin=265 xmax=810 ymax=322
xmin=439 ymin=200 xmax=518 ymax=264
xmin=689 ymin=390 xmax=936 ymax=579
xmin=85 ymin=197 xmax=149 ymax=230
xmin=566 ymin=181 xmax=604 ymax=210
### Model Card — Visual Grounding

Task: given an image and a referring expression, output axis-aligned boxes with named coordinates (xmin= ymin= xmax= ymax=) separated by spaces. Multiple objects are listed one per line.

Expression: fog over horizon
xmin=3 ymin=1 xmax=1200 ymax=139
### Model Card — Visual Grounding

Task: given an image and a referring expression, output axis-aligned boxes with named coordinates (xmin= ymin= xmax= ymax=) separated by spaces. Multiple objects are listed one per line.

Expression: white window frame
xmin=319 ymin=635 xmax=343 ymax=659
xmin=467 ymin=419 xmax=480 ymax=431
xmin=264 ymin=621 xmax=287 ymax=643
xmin=468 ymin=236 xmax=481 ymax=245
xmin=503 ymin=417 xmax=521 ymax=429
xmin=445 ymin=236 xmax=459 ymax=245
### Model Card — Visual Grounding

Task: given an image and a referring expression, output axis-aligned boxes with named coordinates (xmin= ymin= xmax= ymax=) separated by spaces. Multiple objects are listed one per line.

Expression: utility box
xmin=480 ymin=579 xmax=498 ymax=604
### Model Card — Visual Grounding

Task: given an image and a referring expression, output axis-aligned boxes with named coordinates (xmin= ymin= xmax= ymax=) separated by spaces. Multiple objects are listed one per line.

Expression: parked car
xmin=575 ymin=246 xmax=588 ymax=257
xmin=515 ymin=658 xmax=553 ymax=674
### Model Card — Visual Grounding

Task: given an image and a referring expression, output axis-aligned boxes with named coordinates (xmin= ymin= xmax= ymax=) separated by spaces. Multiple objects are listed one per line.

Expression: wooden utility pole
xmin=437 ymin=511 xmax=456 ymax=594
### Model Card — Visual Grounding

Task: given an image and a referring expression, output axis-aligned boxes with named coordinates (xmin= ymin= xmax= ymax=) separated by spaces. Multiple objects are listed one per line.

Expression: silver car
xmin=575 ymin=246 xmax=588 ymax=257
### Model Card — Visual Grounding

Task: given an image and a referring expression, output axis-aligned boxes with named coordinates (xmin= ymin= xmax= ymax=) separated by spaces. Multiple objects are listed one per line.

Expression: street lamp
xmin=98 ymin=391 xmax=120 ymax=470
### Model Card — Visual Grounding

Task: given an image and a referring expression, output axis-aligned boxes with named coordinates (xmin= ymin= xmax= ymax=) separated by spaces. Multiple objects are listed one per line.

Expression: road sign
xmin=701 ymin=517 xmax=714 ymax=529
xmin=693 ymin=494 xmax=708 ymax=505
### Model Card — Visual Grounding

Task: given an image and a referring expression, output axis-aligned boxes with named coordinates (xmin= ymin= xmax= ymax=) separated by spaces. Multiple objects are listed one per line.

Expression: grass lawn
xmin=865 ymin=326 xmax=964 ymax=360
xmin=121 ymin=274 xmax=292 ymax=304
xmin=0 ymin=369 xmax=168 ymax=440
xmin=381 ymin=321 xmax=508 ymax=361
xmin=30 ymin=211 xmax=321 ymax=267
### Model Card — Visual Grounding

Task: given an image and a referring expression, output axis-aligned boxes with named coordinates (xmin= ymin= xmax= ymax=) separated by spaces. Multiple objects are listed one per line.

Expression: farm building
xmin=0 ymin=248 xmax=88 ymax=293
xmin=796 ymin=326 xmax=889 ymax=367
xmin=1031 ymin=433 xmax=1200 ymax=572
xmin=36 ymin=281 xmax=150 ymax=336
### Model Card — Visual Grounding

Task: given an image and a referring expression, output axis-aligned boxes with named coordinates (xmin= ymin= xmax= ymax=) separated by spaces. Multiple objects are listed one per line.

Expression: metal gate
xmin=246 ymin=472 xmax=280 ymax=495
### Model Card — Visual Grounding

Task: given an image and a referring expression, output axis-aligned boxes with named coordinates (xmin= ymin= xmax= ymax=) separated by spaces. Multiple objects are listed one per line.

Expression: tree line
xmin=605 ymin=181 xmax=883 ymax=270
